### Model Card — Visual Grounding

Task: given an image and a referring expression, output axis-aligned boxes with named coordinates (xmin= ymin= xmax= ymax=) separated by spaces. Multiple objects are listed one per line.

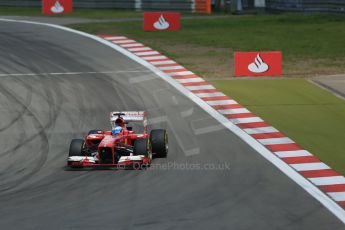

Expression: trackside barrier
xmin=266 ymin=0 xmax=345 ymax=13
xmin=0 ymin=0 xmax=211 ymax=13
xmin=194 ymin=0 xmax=211 ymax=13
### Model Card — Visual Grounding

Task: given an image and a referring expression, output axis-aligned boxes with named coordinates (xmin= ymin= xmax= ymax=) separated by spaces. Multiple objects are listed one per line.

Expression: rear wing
xmin=110 ymin=111 xmax=147 ymax=132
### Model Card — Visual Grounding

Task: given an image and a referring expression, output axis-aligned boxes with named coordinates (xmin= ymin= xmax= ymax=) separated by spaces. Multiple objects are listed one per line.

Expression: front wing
xmin=67 ymin=155 xmax=150 ymax=168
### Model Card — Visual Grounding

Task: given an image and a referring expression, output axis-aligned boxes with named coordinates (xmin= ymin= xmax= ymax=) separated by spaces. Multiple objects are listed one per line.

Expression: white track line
xmin=206 ymin=100 xmax=238 ymax=106
xmin=167 ymin=71 xmax=194 ymax=76
xmin=230 ymin=117 xmax=264 ymax=124
xmin=134 ymin=51 xmax=160 ymax=56
xmin=149 ymin=60 xmax=176 ymax=65
xmin=329 ymin=192 xmax=345 ymax=202
xmin=142 ymin=55 xmax=167 ymax=60
xmin=258 ymin=137 xmax=295 ymax=145
xmin=103 ymin=36 xmax=127 ymax=40
xmin=2 ymin=19 xmax=343 ymax=223
xmin=185 ymin=85 xmax=215 ymax=90
xmin=275 ymin=150 xmax=312 ymax=158
xmin=128 ymin=47 xmax=152 ymax=52
xmin=176 ymin=78 xmax=205 ymax=83
xmin=112 ymin=39 xmax=136 ymax=44
xmin=121 ymin=43 xmax=144 ymax=48
xmin=218 ymin=108 xmax=250 ymax=115
xmin=195 ymin=92 xmax=226 ymax=98
xmin=158 ymin=66 xmax=185 ymax=71
xmin=243 ymin=126 xmax=279 ymax=134
xmin=310 ymin=176 xmax=345 ymax=186
xmin=290 ymin=162 xmax=331 ymax=171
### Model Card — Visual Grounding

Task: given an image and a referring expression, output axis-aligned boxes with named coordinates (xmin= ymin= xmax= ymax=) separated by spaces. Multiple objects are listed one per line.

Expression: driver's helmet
xmin=112 ymin=126 xmax=123 ymax=135
xmin=115 ymin=118 xmax=125 ymax=127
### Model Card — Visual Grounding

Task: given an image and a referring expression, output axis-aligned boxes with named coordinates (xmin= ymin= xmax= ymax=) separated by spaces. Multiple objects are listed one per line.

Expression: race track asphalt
xmin=0 ymin=21 xmax=344 ymax=230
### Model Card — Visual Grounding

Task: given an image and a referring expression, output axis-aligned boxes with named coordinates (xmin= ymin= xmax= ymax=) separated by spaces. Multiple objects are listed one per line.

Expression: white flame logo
xmin=153 ymin=15 xmax=170 ymax=30
xmin=51 ymin=1 xmax=64 ymax=14
xmin=248 ymin=54 xmax=269 ymax=73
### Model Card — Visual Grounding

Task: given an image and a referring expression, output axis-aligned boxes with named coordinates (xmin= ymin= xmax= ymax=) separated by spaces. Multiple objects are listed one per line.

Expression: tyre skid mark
xmin=0 ymin=82 xmax=49 ymax=193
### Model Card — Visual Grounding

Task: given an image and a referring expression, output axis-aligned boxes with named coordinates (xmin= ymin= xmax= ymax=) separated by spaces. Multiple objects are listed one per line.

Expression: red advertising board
xmin=234 ymin=51 xmax=282 ymax=77
xmin=42 ymin=0 xmax=73 ymax=15
xmin=143 ymin=12 xmax=181 ymax=31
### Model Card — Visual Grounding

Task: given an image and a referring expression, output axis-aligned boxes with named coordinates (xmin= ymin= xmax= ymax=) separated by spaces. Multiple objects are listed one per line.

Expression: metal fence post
xmin=236 ymin=0 xmax=243 ymax=13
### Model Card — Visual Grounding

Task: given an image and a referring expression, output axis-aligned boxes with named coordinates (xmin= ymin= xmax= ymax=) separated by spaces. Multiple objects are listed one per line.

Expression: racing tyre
xmin=150 ymin=129 xmax=168 ymax=158
xmin=88 ymin=129 xmax=103 ymax=135
xmin=133 ymin=139 xmax=151 ymax=157
xmin=69 ymin=139 xmax=85 ymax=157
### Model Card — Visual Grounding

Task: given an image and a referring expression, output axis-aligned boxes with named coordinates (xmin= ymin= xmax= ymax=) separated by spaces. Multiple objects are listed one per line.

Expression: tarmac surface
xmin=312 ymin=75 xmax=345 ymax=100
xmin=0 ymin=20 xmax=344 ymax=230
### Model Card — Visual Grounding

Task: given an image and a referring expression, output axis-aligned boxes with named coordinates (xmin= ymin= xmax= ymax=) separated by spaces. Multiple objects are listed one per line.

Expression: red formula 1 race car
xmin=67 ymin=111 xmax=168 ymax=169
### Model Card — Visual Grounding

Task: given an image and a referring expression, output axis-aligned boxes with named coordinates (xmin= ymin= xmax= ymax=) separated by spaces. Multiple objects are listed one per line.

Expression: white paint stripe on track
xmin=4 ymin=19 xmax=342 ymax=223
xmin=206 ymin=100 xmax=238 ymax=106
xmin=134 ymin=51 xmax=160 ymax=56
xmin=310 ymin=176 xmax=345 ymax=186
xmin=328 ymin=192 xmax=345 ymax=202
xmin=195 ymin=92 xmax=226 ymax=98
xmin=258 ymin=137 xmax=295 ymax=145
xmin=275 ymin=150 xmax=312 ymax=158
xmin=158 ymin=66 xmax=185 ymax=71
xmin=112 ymin=39 xmax=136 ymax=44
xmin=230 ymin=117 xmax=263 ymax=124
xmin=185 ymin=85 xmax=215 ymax=90
xmin=243 ymin=126 xmax=279 ymax=134
xmin=103 ymin=36 xmax=127 ymax=40
xmin=176 ymin=78 xmax=205 ymax=83
xmin=120 ymin=43 xmax=144 ymax=48
xmin=149 ymin=60 xmax=176 ymax=65
xmin=290 ymin=162 xmax=330 ymax=171
xmin=142 ymin=55 xmax=167 ymax=60
xmin=218 ymin=108 xmax=250 ymax=115
xmin=167 ymin=71 xmax=194 ymax=76
xmin=128 ymin=47 xmax=152 ymax=52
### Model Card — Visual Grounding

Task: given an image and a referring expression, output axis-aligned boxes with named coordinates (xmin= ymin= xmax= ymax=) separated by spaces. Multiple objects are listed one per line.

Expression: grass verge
xmin=211 ymin=79 xmax=345 ymax=175
xmin=70 ymin=13 xmax=345 ymax=78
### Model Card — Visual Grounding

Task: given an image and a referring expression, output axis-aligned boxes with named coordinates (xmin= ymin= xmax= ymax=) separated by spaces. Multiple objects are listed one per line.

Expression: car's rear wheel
xmin=150 ymin=129 xmax=168 ymax=158
xmin=69 ymin=139 xmax=85 ymax=157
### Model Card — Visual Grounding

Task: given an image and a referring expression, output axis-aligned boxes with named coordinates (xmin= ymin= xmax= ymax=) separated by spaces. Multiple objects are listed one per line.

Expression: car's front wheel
xmin=133 ymin=138 xmax=152 ymax=168
xmin=69 ymin=139 xmax=85 ymax=157
xmin=133 ymin=138 xmax=151 ymax=157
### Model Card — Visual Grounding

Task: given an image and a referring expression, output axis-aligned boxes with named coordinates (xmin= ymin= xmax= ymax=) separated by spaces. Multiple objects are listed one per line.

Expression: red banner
xmin=143 ymin=12 xmax=181 ymax=31
xmin=42 ymin=0 xmax=73 ymax=15
xmin=234 ymin=51 xmax=282 ymax=77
